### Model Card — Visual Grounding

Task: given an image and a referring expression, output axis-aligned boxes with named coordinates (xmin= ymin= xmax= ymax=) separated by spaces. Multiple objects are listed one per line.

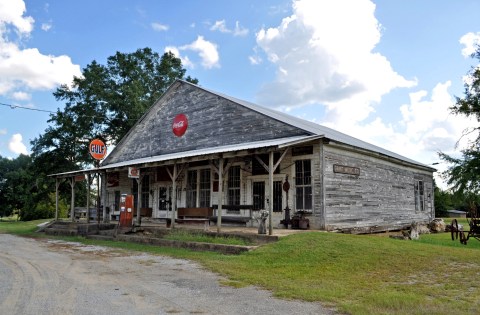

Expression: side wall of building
xmin=320 ymin=142 xmax=434 ymax=232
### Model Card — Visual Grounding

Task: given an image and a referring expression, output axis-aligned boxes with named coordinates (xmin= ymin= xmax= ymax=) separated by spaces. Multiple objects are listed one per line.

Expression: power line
xmin=0 ymin=102 xmax=56 ymax=114
xmin=0 ymin=102 xmax=140 ymax=121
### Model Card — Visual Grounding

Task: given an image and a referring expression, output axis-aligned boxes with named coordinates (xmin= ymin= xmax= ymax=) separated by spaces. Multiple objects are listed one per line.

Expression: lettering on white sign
xmin=333 ymin=164 xmax=360 ymax=176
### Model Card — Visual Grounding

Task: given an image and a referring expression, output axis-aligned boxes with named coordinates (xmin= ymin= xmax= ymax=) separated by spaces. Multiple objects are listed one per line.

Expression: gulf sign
xmin=172 ymin=113 xmax=188 ymax=137
xmin=89 ymin=139 xmax=107 ymax=160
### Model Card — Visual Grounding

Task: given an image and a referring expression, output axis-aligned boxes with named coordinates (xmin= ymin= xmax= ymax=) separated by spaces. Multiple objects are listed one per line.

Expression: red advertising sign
xmin=89 ymin=139 xmax=107 ymax=160
xmin=128 ymin=167 xmax=140 ymax=179
xmin=172 ymin=113 xmax=188 ymax=137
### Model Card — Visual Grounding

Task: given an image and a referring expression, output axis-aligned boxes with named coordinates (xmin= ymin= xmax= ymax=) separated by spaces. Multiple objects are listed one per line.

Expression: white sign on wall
xmin=128 ymin=167 xmax=140 ymax=179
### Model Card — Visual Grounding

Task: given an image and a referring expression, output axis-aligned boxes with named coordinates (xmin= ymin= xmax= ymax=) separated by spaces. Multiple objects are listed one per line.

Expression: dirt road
xmin=0 ymin=234 xmax=334 ymax=315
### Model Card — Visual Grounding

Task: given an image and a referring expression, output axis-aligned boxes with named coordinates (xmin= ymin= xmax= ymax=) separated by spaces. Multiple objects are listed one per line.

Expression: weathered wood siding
xmin=321 ymin=143 xmax=434 ymax=231
xmin=103 ymin=81 xmax=309 ymax=166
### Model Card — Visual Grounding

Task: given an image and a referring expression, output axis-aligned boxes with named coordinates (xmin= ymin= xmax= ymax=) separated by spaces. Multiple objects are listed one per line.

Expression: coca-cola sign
xmin=172 ymin=113 xmax=188 ymax=137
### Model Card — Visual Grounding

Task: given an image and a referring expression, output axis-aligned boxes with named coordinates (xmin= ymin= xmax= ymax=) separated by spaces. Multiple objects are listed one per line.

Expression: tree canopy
xmin=440 ymin=45 xmax=480 ymax=193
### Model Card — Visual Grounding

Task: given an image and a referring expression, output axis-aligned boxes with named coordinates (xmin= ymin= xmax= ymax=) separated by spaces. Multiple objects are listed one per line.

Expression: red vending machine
xmin=119 ymin=194 xmax=134 ymax=227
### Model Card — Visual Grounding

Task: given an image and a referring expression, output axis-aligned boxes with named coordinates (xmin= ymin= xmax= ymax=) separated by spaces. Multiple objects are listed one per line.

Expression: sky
xmin=0 ymin=0 xmax=480 ymax=189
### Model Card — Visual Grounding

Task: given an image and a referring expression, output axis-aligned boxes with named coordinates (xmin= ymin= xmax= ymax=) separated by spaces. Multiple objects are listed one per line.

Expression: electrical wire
xmin=0 ymin=101 xmax=140 ymax=121
xmin=0 ymin=102 xmax=56 ymax=114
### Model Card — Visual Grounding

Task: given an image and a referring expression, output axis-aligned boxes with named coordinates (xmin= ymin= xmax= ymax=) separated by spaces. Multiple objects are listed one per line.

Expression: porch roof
xmin=99 ymin=134 xmax=322 ymax=170
xmin=49 ymin=134 xmax=322 ymax=177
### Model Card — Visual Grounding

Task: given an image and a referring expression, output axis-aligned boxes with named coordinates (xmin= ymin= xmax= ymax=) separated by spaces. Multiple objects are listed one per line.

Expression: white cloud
xmin=11 ymin=91 xmax=30 ymax=100
xmin=210 ymin=20 xmax=229 ymax=33
xmin=8 ymin=133 xmax=28 ymax=155
xmin=234 ymin=21 xmax=249 ymax=37
xmin=0 ymin=129 xmax=6 ymax=135
xmin=210 ymin=20 xmax=249 ymax=37
xmin=255 ymin=0 xmax=415 ymax=108
xmin=0 ymin=0 xmax=34 ymax=34
xmin=460 ymin=32 xmax=480 ymax=57
xmin=0 ymin=0 xmax=81 ymax=96
xmin=249 ymin=55 xmax=262 ymax=65
xmin=175 ymin=36 xmax=219 ymax=69
xmin=151 ymin=22 xmax=169 ymax=32
xmin=41 ymin=22 xmax=52 ymax=31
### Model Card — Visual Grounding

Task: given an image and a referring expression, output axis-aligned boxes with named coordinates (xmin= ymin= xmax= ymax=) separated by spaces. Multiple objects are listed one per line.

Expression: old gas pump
xmin=119 ymin=194 xmax=134 ymax=227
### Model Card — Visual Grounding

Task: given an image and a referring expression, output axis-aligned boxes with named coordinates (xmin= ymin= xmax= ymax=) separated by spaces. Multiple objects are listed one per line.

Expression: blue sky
xmin=1 ymin=0 xmax=479 ymax=188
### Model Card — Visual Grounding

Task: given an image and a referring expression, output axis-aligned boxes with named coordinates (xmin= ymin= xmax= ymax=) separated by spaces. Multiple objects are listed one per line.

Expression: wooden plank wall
xmin=321 ymin=143 xmax=433 ymax=231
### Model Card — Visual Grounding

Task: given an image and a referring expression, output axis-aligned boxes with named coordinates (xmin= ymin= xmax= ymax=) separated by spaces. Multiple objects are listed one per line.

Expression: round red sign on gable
xmin=172 ymin=113 xmax=188 ymax=137
xmin=89 ymin=139 xmax=107 ymax=160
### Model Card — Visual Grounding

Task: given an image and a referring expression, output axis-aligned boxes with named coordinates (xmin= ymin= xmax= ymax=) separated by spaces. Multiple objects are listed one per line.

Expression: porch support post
xmin=268 ymin=151 xmax=274 ymax=235
xmin=136 ymin=174 xmax=144 ymax=226
xmin=86 ymin=174 xmax=91 ymax=223
xmin=55 ymin=178 xmax=60 ymax=221
xmin=171 ymin=163 xmax=178 ymax=228
xmin=69 ymin=177 xmax=75 ymax=222
xmin=101 ymin=172 xmax=107 ymax=223
xmin=217 ymin=157 xmax=224 ymax=233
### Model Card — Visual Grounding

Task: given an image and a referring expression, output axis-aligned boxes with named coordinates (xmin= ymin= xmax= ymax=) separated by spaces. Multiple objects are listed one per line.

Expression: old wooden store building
xmin=53 ymin=80 xmax=436 ymax=234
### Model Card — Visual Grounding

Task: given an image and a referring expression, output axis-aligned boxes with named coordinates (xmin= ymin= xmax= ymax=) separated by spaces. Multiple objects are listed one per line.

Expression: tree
xmin=440 ymin=44 xmax=480 ymax=194
xmin=31 ymin=48 xmax=198 ymax=167
xmin=0 ymin=155 xmax=36 ymax=219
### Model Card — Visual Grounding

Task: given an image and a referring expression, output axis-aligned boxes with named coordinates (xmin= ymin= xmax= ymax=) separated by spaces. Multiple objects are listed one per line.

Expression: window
xmin=141 ymin=175 xmax=150 ymax=208
xmin=228 ymin=165 xmax=241 ymax=205
xmin=273 ymin=181 xmax=282 ymax=212
xmin=295 ymin=160 xmax=312 ymax=211
xmin=414 ymin=180 xmax=424 ymax=211
xmin=186 ymin=169 xmax=211 ymax=207
xmin=199 ymin=169 xmax=211 ymax=207
xmin=186 ymin=170 xmax=197 ymax=207
xmin=253 ymin=181 xmax=265 ymax=210
xmin=133 ymin=176 xmax=150 ymax=208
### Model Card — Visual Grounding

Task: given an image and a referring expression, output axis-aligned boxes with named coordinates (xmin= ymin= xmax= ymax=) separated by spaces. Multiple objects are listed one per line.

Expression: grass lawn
xmin=1 ymin=219 xmax=479 ymax=314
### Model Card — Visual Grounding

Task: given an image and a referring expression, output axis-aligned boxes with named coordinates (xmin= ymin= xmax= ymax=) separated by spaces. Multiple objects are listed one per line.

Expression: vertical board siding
xmin=322 ymin=144 xmax=433 ymax=231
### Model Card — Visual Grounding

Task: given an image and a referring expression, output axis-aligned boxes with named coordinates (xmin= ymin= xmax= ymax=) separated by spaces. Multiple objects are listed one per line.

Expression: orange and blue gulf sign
xmin=89 ymin=139 xmax=107 ymax=160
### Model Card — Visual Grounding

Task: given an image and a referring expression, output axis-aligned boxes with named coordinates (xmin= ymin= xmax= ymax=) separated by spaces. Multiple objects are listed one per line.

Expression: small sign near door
xmin=128 ymin=167 xmax=140 ymax=178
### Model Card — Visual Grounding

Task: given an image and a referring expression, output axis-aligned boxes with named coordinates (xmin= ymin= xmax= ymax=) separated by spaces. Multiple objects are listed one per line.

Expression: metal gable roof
xmin=184 ymin=81 xmax=434 ymax=170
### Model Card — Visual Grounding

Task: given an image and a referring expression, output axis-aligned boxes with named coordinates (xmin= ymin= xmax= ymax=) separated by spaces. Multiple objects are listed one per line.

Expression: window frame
xmin=294 ymin=159 xmax=313 ymax=212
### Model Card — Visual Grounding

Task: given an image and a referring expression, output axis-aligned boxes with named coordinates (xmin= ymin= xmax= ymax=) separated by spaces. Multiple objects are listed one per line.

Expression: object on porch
xmin=209 ymin=216 xmax=251 ymax=226
xmin=290 ymin=211 xmax=310 ymax=230
xmin=167 ymin=207 xmax=213 ymax=230
xmin=280 ymin=175 xmax=291 ymax=228
xmin=140 ymin=207 xmax=153 ymax=217
xmin=253 ymin=210 xmax=269 ymax=234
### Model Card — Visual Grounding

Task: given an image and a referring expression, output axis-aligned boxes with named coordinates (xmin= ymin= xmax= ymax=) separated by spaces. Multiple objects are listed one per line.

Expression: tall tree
xmin=31 ymin=48 xmax=197 ymax=167
xmin=440 ymin=45 xmax=480 ymax=193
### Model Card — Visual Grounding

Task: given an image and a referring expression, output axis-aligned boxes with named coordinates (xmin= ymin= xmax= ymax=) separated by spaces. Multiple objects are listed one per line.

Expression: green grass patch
xmin=0 ymin=218 xmax=51 ymax=235
xmin=164 ymin=229 xmax=252 ymax=246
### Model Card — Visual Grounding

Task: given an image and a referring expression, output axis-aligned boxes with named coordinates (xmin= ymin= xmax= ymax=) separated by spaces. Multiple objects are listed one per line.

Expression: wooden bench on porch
xmin=167 ymin=207 xmax=213 ymax=230
xmin=210 ymin=204 xmax=254 ymax=226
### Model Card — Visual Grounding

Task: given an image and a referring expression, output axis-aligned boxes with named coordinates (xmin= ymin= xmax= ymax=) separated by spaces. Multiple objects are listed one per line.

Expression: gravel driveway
xmin=0 ymin=234 xmax=335 ymax=315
